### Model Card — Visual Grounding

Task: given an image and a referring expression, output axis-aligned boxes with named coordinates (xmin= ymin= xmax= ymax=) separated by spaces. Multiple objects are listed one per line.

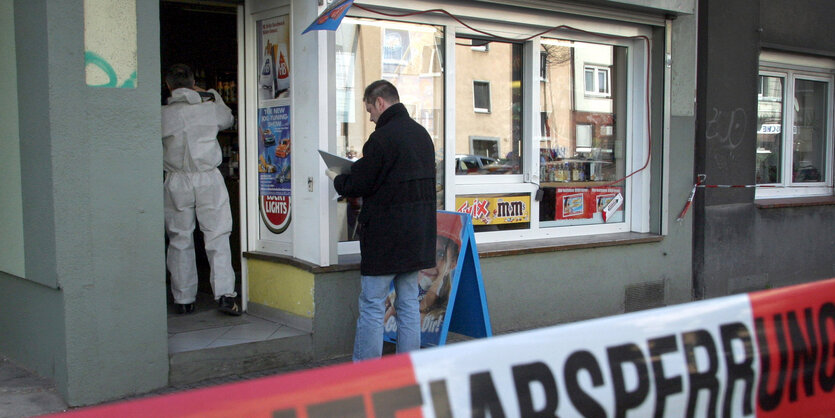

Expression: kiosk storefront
xmin=1 ymin=0 xmax=697 ymax=406
xmin=235 ymin=0 xmax=695 ymax=359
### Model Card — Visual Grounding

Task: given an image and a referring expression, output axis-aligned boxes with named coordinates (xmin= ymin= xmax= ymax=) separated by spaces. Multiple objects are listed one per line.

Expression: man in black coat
xmin=326 ymin=80 xmax=436 ymax=361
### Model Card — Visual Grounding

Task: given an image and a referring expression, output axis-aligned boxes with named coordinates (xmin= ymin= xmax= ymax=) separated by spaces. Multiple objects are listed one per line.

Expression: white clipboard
xmin=318 ymin=150 xmax=354 ymax=175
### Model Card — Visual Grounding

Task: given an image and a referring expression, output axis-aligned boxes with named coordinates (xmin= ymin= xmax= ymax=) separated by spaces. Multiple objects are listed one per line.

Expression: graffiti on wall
xmin=84 ymin=0 xmax=137 ymax=88
xmin=706 ymin=107 xmax=748 ymax=169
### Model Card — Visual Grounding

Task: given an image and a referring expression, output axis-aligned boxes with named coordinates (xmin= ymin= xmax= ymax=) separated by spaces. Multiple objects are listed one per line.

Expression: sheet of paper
xmin=318 ymin=150 xmax=354 ymax=175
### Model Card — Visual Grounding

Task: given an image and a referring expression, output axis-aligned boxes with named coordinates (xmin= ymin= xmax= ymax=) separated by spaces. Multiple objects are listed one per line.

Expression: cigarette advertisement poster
xmin=257 ymin=15 xmax=292 ymax=235
xmin=258 ymin=103 xmax=291 ymax=234
xmin=455 ymin=195 xmax=531 ymax=226
xmin=257 ymin=16 xmax=290 ymax=101
xmin=384 ymin=212 xmax=491 ymax=347
xmin=554 ymin=187 xmax=624 ymax=220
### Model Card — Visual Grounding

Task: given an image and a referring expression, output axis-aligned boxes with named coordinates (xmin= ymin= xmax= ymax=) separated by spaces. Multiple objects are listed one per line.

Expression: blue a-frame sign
xmin=440 ymin=211 xmax=492 ymax=343
xmin=384 ymin=211 xmax=492 ymax=347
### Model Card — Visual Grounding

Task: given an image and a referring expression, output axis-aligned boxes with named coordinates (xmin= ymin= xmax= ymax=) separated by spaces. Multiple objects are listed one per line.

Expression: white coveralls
xmin=161 ymin=88 xmax=236 ymax=304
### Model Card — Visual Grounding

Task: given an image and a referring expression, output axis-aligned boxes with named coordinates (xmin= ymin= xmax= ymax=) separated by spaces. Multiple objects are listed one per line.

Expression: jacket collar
xmin=167 ymin=88 xmax=202 ymax=105
xmin=375 ymin=102 xmax=408 ymax=129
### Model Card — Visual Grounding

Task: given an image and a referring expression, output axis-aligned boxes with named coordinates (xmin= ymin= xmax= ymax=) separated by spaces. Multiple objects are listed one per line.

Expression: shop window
xmin=757 ymin=51 xmax=834 ymax=198
xmin=539 ymin=39 xmax=628 ymax=227
xmin=332 ymin=11 xmax=652 ymax=244
xmin=335 ymin=18 xmax=445 ymax=244
xmin=473 ymin=81 xmax=491 ymax=113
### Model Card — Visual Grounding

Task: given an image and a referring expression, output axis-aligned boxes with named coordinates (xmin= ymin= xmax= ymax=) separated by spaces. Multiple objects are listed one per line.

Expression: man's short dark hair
xmin=165 ymin=64 xmax=195 ymax=90
xmin=363 ymin=80 xmax=400 ymax=105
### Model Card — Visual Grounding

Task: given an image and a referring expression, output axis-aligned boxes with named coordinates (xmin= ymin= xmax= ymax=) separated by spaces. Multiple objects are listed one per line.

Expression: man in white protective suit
xmin=161 ymin=64 xmax=240 ymax=316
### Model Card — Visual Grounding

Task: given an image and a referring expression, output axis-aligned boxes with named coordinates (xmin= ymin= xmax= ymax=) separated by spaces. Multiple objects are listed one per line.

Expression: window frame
xmin=757 ymin=51 xmax=835 ymax=199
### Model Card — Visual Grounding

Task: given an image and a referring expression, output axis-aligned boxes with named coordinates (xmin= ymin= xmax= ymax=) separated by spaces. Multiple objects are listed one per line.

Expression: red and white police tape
xmin=51 ymin=278 xmax=835 ymax=417
xmin=676 ymin=174 xmax=835 ymax=221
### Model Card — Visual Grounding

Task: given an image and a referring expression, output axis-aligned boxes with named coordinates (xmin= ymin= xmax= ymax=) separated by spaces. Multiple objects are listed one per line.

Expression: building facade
xmin=1 ymin=0 xmax=703 ymax=406
xmin=694 ymin=0 xmax=835 ymax=298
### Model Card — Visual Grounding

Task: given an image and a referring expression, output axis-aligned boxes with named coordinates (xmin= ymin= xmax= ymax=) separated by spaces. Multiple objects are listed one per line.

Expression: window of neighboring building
xmin=757 ymin=51 xmax=834 ymax=199
xmin=473 ymin=80 xmax=491 ymax=113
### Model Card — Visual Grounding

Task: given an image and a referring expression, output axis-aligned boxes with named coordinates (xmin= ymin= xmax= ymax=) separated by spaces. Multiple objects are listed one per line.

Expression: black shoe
xmin=175 ymin=302 xmax=195 ymax=314
xmin=218 ymin=296 xmax=241 ymax=316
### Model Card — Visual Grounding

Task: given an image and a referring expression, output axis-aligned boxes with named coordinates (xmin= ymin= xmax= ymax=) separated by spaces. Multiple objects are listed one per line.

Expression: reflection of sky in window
xmin=384 ymin=31 xmax=404 ymax=61
xmin=385 ymin=32 xmax=403 ymax=59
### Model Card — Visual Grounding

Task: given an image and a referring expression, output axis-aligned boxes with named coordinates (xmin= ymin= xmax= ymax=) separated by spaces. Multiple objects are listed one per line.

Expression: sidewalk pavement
xmin=1 ymin=353 xmax=354 ymax=418
xmin=0 ymin=356 xmax=67 ymax=418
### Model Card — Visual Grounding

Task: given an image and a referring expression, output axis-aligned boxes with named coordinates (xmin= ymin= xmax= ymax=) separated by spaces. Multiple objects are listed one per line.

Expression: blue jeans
xmin=353 ymin=270 xmax=421 ymax=361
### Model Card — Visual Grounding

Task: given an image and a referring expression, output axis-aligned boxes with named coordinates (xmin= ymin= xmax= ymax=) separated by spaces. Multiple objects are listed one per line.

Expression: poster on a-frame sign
xmin=384 ymin=211 xmax=492 ymax=347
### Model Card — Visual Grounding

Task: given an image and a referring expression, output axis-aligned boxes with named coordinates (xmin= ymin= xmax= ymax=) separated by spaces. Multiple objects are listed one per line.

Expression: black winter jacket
xmin=333 ymin=103 xmax=437 ymax=275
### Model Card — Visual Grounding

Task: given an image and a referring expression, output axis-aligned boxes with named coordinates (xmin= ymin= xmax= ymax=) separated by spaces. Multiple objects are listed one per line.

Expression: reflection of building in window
xmin=792 ymin=78 xmax=827 ymax=183
xmin=756 ymin=75 xmax=784 ymax=184
xmin=335 ymin=18 xmax=445 ymax=242
xmin=455 ymin=37 xmax=522 ymax=177
xmin=473 ymin=80 xmax=491 ymax=113
xmin=538 ymin=38 xmax=628 ymax=225
xmin=470 ymin=136 xmax=499 ymax=158
xmin=470 ymin=39 xmax=489 ymax=52
xmin=575 ymin=124 xmax=592 ymax=151
xmin=420 ymin=44 xmax=442 ymax=76
xmin=540 ymin=112 xmax=551 ymax=141
xmin=539 ymin=41 xmax=572 ymax=151
xmin=584 ymin=65 xmax=610 ymax=96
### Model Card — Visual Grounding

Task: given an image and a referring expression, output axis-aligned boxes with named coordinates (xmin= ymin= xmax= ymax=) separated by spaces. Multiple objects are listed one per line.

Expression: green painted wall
xmin=5 ymin=0 xmax=169 ymax=406
xmin=0 ymin=0 xmax=25 ymax=277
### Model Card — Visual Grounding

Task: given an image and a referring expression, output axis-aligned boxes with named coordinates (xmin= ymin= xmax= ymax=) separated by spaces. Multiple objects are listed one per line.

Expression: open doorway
xmin=160 ymin=0 xmax=242 ymax=316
